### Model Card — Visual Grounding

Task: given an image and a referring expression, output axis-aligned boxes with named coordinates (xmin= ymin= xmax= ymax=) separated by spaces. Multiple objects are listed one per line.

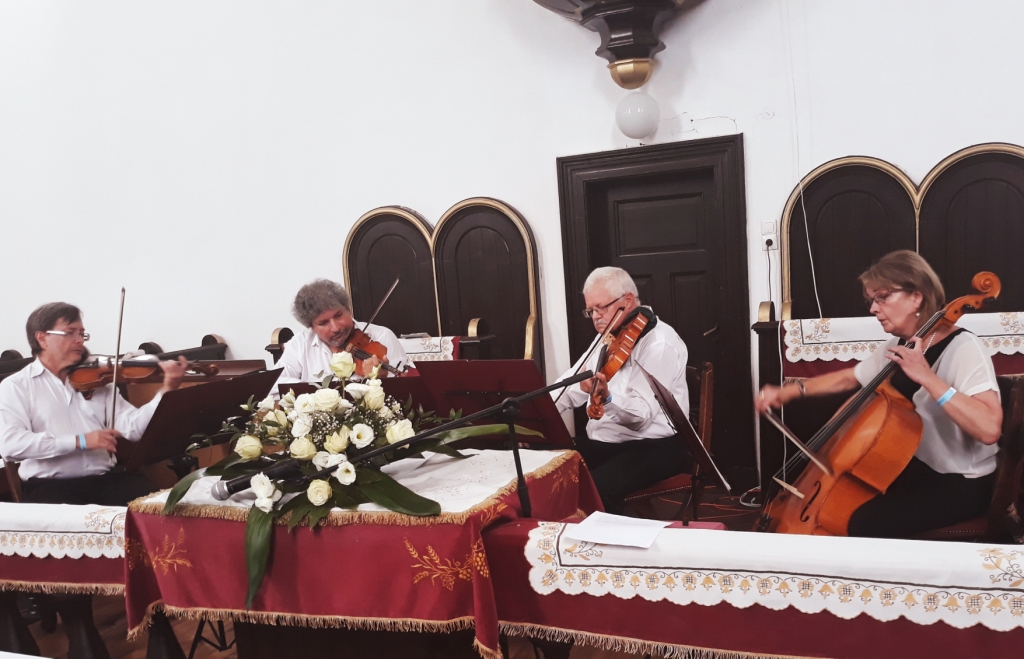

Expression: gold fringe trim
xmin=0 ymin=579 xmax=123 ymax=596
xmin=499 ymin=622 xmax=818 ymax=659
xmin=127 ymin=599 xmax=484 ymax=642
xmin=133 ymin=450 xmax=578 ymax=528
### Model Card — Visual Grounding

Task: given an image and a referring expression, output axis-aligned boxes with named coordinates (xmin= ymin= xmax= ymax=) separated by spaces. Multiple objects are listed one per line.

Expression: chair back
xmin=996 ymin=376 xmax=1024 ymax=540
xmin=685 ymin=362 xmax=714 ymax=451
xmin=4 ymin=461 xmax=23 ymax=503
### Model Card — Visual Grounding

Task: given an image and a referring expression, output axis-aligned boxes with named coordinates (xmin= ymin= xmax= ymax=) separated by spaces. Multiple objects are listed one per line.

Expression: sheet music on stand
xmin=120 ymin=368 xmax=282 ymax=470
xmin=414 ymin=360 xmax=574 ymax=448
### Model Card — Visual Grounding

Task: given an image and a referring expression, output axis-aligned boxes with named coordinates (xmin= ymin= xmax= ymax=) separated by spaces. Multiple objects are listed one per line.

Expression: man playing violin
xmin=0 ymin=302 xmax=188 ymax=505
xmin=756 ymin=251 xmax=1002 ymax=538
xmin=276 ymin=279 xmax=408 ymax=385
xmin=552 ymin=266 xmax=692 ymax=514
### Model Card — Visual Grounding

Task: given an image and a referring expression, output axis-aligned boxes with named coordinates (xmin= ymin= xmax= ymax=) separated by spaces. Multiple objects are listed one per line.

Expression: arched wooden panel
xmin=344 ymin=207 xmax=440 ymax=337
xmin=433 ymin=198 xmax=542 ymax=369
xmin=920 ymin=150 xmax=1024 ymax=312
xmin=785 ymin=162 xmax=917 ymax=319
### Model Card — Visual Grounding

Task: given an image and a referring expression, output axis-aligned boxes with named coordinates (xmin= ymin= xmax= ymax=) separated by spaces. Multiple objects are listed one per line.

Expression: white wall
xmin=2 ymin=0 xmax=1023 ymax=391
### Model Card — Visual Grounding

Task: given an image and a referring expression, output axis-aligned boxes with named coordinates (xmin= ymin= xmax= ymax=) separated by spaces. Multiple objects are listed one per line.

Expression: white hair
xmin=583 ymin=266 xmax=639 ymax=301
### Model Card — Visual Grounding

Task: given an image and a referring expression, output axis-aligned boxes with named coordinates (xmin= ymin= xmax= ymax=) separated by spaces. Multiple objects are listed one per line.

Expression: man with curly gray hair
xmin=276 ymin=279 xmax=407 ymax=384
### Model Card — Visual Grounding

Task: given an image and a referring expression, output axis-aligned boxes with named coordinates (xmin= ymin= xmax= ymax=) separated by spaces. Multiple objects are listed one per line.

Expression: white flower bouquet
xmin=162 ymin=360 xmax=538 ymax=608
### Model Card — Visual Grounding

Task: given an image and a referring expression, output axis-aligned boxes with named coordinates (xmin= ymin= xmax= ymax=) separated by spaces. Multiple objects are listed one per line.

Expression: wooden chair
xmin=911 ymin=375 xmax=1024 ymax=542
xmin=3 ymin=461 xmax=23 ymax=503
xmin=624 ymin=362 xmax=714 ymax=521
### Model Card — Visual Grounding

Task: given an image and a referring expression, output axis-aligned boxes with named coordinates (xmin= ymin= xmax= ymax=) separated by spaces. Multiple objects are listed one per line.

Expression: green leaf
xmin=161 ymin=469 xmax=204 ymax=514
xmin=355 ymin=470 xmax=440 ymax=516
xmin=433 ymin=423 xmax=543 ymax=444
xmin=244 ymin=507 xmax=275 ymax=610
xmin=332 ymin=484 xmax=364 ymax=508
xmin=321 ymin=374 xmax=333 ymax=389
xmin=279 ymin=494 xmax=316 ymax=531
xmin=354 ymin=467 xmax=382 ymax=483
xmin=307 ymin=504 xmax=332 ymax=529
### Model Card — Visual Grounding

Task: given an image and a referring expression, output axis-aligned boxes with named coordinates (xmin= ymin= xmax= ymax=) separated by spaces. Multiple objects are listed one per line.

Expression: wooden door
xmin=558 ymin=135 xmax=754 ymax=487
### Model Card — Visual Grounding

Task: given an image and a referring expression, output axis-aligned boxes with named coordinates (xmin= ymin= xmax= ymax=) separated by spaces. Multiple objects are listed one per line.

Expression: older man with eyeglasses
xmin=0 ymin=302 xmax=187 ymax=505
xmin=552 ymin=266 xmax=692 ymax=513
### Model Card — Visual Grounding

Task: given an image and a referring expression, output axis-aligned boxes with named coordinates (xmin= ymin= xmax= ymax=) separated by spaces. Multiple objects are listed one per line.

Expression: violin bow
xmin=109 ymin=287 xmax=126 ymax=429
xmin=361 ymin=276 xmax=400 ymax=332
xmin=553 ymin=306 xmax=625 ymax=406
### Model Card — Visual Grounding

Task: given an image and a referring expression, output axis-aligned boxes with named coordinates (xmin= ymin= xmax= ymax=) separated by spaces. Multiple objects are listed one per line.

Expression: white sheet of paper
xmin=562 ymin=511 xmax=672 ymax=549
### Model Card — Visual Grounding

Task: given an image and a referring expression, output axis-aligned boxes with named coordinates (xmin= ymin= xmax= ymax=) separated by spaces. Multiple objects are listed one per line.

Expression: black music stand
xmin=414 ymin=360 xmax=574 ymax=448
xmin=121 ymin=368 xmax=282 ymax=470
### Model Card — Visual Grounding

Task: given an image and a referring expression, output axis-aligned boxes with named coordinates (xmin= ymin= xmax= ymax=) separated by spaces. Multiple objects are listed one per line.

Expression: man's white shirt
xmin=274 ymin=323 xmax=409 ymax=387
xmin=0 ymin=360 xmax=162 ymax=480
xmin=553 ymin=315 xmax=689 ymax=444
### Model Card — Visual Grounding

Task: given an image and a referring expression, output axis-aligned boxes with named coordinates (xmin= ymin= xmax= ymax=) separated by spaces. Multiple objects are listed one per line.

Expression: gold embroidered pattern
xmin=980 ymin=547 xmax=1024 ymax=588
xmin=477 ymin=503 xmax=508 ymax=527
xmin=126 ymin=528 xmax=192 ymax=575
xmin=406 ymin=539 xmax=473 ymax=590
xmin=0 ymin=509 xmax=126 ymax=559
xmin=549 ymin=462 xmax=580 ymax=494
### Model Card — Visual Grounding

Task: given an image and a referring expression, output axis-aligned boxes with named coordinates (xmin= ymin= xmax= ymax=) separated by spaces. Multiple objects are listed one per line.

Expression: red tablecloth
xmin=125 ymin=451 xmax=600 ymax=659
xmin=484 ymin=520 xmax=1024 ymax=659
xmin=0 ymin=554 xmax=123 ymax=596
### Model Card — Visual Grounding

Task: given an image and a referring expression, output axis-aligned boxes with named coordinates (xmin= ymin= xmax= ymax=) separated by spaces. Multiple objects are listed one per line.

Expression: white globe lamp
xmin=615 ymin=92 xmax=660 ymax=139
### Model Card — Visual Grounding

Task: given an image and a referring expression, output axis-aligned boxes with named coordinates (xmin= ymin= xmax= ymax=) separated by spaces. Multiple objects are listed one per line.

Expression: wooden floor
xmin=24 ymin=489 xmax=757 ymax=659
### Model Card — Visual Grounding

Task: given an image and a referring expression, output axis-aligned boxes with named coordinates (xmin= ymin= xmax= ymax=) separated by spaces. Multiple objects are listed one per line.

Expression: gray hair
xmin=583 ymin=266 xmax=639 ymax=301
xmin=292 ymin=279 xmax=351 ymax=328
xmin=27 ymin=302 xmax=82 ymax=356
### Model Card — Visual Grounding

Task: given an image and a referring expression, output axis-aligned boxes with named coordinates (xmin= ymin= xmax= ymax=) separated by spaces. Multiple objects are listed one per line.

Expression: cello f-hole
xmin=799 ymin=481 xmax=822 ymax=523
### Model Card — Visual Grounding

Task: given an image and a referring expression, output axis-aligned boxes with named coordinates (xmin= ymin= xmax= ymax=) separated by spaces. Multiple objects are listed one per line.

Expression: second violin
xmin=587 ymin=306 xmax=658 ymax=419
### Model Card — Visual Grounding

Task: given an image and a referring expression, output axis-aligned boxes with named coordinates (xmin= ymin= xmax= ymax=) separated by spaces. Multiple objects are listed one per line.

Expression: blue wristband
xmin=604 ymin=393 xmax=613 ymax=405
xmin=936 ymin=387 xmax=957 ymax=407
xmin=78 ymin=434 xmax=87 ymax=450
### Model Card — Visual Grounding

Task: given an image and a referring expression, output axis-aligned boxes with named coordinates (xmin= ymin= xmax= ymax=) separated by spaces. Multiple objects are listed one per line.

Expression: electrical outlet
xmin=762 ymin=235 xmax=778 ymax=251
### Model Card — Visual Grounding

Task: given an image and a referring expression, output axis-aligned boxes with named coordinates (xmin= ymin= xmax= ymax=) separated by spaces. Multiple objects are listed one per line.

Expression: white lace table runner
xmin=142 ymin=449 xmax=565 ymax=515
xmin=527 ymin=522 xmax=1024 ymax=631
xmin=0 ymin=503 xmax=126 ymax=559
xmin=398 ymin=336 xmax=456 ymax=362
xmin=785 ymin=312 xmax=1024 ymax=362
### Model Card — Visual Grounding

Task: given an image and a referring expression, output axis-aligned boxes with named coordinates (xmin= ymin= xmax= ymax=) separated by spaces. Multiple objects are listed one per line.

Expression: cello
xmin=758 ymin=271 xmax=1001 ymax=535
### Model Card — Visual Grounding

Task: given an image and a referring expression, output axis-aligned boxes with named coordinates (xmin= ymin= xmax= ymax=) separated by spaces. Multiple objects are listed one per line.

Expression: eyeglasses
xmin=582 ymin=294 xmax=626 ymax=319
xmin=45 ymin=330 xmax=90 ymax=341
xmin=864 ymin=289 xmax=905 ymax=310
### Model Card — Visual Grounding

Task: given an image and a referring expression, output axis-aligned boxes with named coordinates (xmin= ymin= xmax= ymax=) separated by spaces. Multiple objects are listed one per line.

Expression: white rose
xmin=257 ymin=395 xmax=276 ymax=412
xmin=379 ymin=406 xmax=394 ymax=421
xmin=344 ymin=382 xmax=370 ymax=401
xmin=294 ymin=393 xmax=317 ymax=414
xmin=251 ymin=472 xmax=279 ymax=500
xmin=330 ymin=351 xmax=356 ymax=380
xmin=280 ymin=390 xmax=296 ymax=411
xmin=312 ymin=451 xmax=346 ymax=471
xmin=290 ymin=415 xmax=312 ymax=438
xmin=386 ymin=419 xmax=415 ymax=445
xmin=289 ymin=436 xmax=317 ymax=461
xmin=271 ymin=409 xmax=290 ymax=428
xmin=351 ymin=423 xmax=375 ymax=448
xmin=337 ymin=398 xmax=354 ymax=413
xmin=363 ymin=384 xmax=385 ymax=411
xmin=334 ymin=461 xmax=356 ymax=486
xmin=234 ymin=435 xmax=263 ymax=461
xmin=324 ymin=426 xmax=351 ymax=454
xmin=306 ymin=479 xmax=333 ymax=507
xmin=311 ymin=387 xmax=341 ymax=412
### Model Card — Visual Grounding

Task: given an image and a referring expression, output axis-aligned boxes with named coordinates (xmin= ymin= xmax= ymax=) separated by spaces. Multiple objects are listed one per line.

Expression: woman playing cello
xmin=756 ymin=251 xmax=1002 ymax=538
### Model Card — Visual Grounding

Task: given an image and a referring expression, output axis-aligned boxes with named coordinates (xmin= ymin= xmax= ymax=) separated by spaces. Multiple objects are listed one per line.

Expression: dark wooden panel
xmin=434 ymin=201 xmax=541 ymax=368
xmin=558 ymin=135 xmax=754 ymax=489
xmin=345 ymin=209 xmax=439 ymax=337
xmin=920 ymin=153 xmax=1024 ymax=311
xmin=788 ymin=166 xmax=916 ymax=319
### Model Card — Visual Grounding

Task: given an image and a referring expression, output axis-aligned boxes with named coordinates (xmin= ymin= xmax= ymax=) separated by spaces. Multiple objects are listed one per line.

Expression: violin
xmin=587 ymin=307 xmax=657 ymax=420
xmin=69 ymin=356 xmax=219 ymax=393
xmin=343 ymin=328 xmax=403 ymax=378
xmin=758 ymin=271 xmax=1001 ymax=535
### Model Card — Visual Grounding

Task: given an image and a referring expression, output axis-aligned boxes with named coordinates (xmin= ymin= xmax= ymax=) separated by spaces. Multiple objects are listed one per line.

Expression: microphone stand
xmin=282 ymin=370 xmax=594 ymax=518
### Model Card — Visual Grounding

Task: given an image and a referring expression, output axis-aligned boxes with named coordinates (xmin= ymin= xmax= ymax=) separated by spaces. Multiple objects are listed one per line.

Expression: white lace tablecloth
xmin=142 ymin=449 xmax=564 ymax=516
xmin=527 ymin=522 xmax=1024 ymax=631
xmin=785 ymin=312 xmax=1024 ymax=362
xmin=0 ymin=503 xmax=126 ymax=559
xmin=398 ymin=336 xmax=456 ymax=362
